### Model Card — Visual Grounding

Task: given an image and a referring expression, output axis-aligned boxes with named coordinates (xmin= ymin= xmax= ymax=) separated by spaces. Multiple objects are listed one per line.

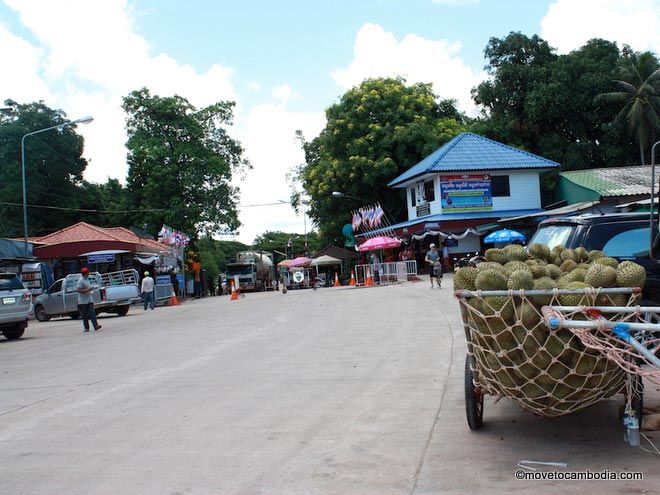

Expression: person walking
xmin=370 ymin=253 xmax=381 ymax=285
xmin=77 ymin=267 xmax=101 ymax=332
xmin=425 ymin=243 xmax=441 ymax=289
xmin=141 ymin=271 xmax=155 ymax=310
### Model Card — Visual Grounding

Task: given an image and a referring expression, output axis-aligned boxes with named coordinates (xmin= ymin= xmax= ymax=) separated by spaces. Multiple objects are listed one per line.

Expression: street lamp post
xmin=20 ymin=116 xmax=93 ymax=256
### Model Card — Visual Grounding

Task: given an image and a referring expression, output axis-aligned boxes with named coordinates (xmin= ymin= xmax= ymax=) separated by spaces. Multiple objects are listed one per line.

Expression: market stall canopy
xmin=484 ymin=229 xmax=526 ymax=244
xmin=311 ymin=255 xmax=341 ymax=266
xmin=358 ymin=236 xmax=401 ymax=252
xmin=80 ymin=249 xmax=130 ymax=256
xmin=278 ymin=259 xmax=294 ymax=267
xmin=289 ymin=256 xmax=313 ymax=267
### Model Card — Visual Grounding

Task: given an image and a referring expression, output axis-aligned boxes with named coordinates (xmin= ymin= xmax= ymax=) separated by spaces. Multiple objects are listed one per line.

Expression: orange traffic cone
xmin=230 ymin=280 xmax=239 ymax=301
xmin=170 ymin=289 xmax=181 ymax=306
xmin=349 ymin=270 xmax=356 ymax=286
xmin=365 ymin=268 xmax=374 ymax=287
xmin=334 ymin=272 xmax=341 ymax=287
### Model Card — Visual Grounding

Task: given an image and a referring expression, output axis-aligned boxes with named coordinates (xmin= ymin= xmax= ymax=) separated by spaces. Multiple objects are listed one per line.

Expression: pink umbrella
xmin=358 ymin=236 xmax=401 ymax=252
xmin=278 ymin=259 xmax=294 ymax=267
xmin=289 ymin=256 xmax=313 ymax=267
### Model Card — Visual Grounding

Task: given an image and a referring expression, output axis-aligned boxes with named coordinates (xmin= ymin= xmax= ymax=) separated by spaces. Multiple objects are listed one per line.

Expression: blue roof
xmin=388 ymin=133 xmax=560 ymax=187
xmin=368 ymin=209 xmax=543 ymax=235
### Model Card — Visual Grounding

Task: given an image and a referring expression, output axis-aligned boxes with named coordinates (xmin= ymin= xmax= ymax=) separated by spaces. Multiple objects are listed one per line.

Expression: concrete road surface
xmin=1 ymin=278 xmax=658 ymax=495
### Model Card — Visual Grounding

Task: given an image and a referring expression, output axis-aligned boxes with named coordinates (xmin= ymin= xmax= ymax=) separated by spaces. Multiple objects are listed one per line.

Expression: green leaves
xmin=123 ymin=88 xmax=248 ymax=238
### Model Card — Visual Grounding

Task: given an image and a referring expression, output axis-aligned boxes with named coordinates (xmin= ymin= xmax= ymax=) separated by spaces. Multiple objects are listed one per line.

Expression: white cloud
xmin=3 ymin=0 xmax=237 ymax=184
xmin=271 ymin=83 xmax=299 ymax=105
xmin=332 ymin=23 xmax=483 ymax=114
xmin=247 ymin=81 xmax=262 ymax=92
xmin=541 ymin=0 xmax=660 ymax=54
xmin=232 ymin=98 xmax=325 ymax=243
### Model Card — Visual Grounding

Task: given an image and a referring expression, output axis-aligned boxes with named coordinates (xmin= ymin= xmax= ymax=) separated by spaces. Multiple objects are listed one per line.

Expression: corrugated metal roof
xmin=498 ymin=201 xmax=600 ymax=222
xmin=388 ymin=133 xmax=559 ymax=187
xmin=560 ymin=166 xmax=656 ymax=197
xmin=368 ymin=208 xmax=543 ymax=234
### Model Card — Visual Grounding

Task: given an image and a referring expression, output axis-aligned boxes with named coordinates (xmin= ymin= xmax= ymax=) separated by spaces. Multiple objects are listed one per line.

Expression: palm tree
xmin=596 ymin=51 xmax=660 ymax=164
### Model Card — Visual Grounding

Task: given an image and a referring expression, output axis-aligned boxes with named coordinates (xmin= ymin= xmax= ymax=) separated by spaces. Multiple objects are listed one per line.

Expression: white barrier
xmin=354 ymin=260 xmax=417 ymax=285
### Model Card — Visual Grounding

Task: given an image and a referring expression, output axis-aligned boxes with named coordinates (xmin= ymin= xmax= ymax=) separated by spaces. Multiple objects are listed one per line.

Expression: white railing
xmin=354 ymin=260 xmax=417 ymax=285
xmin=154 ymin=283 xmax=173 ymax=301
xmin=100 ymin=269 xmax=139 ymax=287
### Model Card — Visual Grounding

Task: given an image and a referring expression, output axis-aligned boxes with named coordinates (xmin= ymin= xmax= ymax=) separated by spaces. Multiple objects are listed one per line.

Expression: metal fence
xmin=100 ymin=269 xmax=139 ymax=287
xmin=154 ymin=283 xmax=174 ymax=301
xmin=354 ymin=260 xmax=417 ymax=285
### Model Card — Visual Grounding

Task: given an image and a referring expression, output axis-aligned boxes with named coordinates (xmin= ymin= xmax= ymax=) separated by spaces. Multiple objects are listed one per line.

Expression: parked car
xmin=528 ymin=212 xmax=660 ymax=303
xmin=0 ymin=272 xmax=33 ymax=340
xmin=33 ymin=269 xmax=140 ymax=322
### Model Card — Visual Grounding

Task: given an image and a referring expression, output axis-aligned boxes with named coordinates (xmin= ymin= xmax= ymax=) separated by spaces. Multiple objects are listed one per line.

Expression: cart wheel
xmin=465 ymin=354 xmax=484 ymax=430
xmin=630 ymin=374 xmax=644 ymax=426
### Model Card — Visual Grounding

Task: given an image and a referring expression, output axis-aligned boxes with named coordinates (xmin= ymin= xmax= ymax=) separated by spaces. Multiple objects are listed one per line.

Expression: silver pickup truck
xmin=33 ymin=269 xmax=140 ymax=322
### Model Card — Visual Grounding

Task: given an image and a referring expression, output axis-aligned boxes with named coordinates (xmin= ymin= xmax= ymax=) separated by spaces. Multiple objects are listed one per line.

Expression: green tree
xmin=194 ymin=237 xmax=249 ymax=280
xmin=595 ymin=51 xmax=660 ymax=164
xmin=294 ymin=77 xmax=466 ymax=243
xmin=123 ymin=88 xmax=248 ymax=238
xmin=0 ymin=100 xmax=89 ymax=237
xmin=253 ymin=230 xmax=321 ymax=260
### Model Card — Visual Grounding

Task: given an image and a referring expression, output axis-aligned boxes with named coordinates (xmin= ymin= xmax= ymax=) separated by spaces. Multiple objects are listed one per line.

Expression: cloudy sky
xmin=1 ymin=0 xmax=658 ymax=243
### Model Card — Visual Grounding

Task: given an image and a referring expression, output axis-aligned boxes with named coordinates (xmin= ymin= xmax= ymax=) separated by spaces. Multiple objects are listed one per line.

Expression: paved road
xmin=0 ymin=279 xmax=658 ymax=494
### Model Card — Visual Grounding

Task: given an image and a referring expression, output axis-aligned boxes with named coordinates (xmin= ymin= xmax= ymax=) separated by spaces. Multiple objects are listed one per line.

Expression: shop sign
xmin=440 ymin=174 xmax=492 ymax=212
xmin=87 ymin=253 xmax=115 ymax=264
xmin=424 ymin=222 xmax=440 ymax=229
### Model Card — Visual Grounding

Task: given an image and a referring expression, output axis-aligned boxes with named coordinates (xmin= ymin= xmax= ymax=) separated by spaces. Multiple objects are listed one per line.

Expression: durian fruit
xmin=593 ymin=256 xmax=619 ymax=268
xmin=574 ymin=247 xmax=589 ymax=262
xmin=520 ymin=382 xmax=546 ymax=399
xmin=553 ymin=256 xmax=563 ymax=266
xmin=532 ymin=277 xmax=557 ymax=305
xmin=475 ymin=269 xmax=507 ymax=290
xmin=577 ymin=263 xmax=591 ymax=271
xmin=484 ymin=248 xmax=507 ymax=264
xmin=454 ymin=267 xmax=478 ymax=290
xmin=596 ymin=292 xmax=628 ymax=307
xmin=546 ymin=361 xmax=570 ymax=381
xmin=503 ymin=261 xmax=529 ymax=276
xmin=552 ymin=245 xmax=565 ymax=256
xmin=476 ymin=261 xmax=507 ymax=274
xmin=528 ymin=243 xmax=553 ymax=263
xmin=518 ymin=300 xmax=541 ymax=327
xmin=502 ymin=244 xmax=528 ymax=262
xmin=560 ymin=249 xmax=577 ymax=262
xmin=482 ymin=296 xmax=515 ymax=323
xmin=531 ymin=349 xmax=553 ymax=371
xmin=507 ymin=269 xmax=534 ymax=290
xmin=584 ymin=264 xmax=617 ymax=288
xmin=588 ymin=249 xmax=605 ymax=261
xmin=574 ymin=353 xmax=598 ymax=375
xmin=558 ymin=281 xmax=591 ymax=306
xmin=560 ymin=259 xmax=578 ymax=272
xmin=546 ymin=264 xmax=562 ymax=280
xmin=529 ymin=264 xmax=548 ymax=278
xmin=566 ymin=268 xmax=587 ymax=283
xmin=466 ymin=297 xmax=483 ymax=313
xmin=616 ymin=260 xmax=646 ymax=289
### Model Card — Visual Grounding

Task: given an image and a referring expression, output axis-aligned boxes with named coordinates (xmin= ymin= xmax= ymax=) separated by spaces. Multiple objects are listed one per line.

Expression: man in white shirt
xmin=141 ymin=271 xmax=155 ymax=310
xmin=77 ymin=267 xmax=101 ymax=332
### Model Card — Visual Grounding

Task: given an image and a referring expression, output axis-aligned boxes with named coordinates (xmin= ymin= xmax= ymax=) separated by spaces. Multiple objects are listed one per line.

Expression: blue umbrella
xmin=484 ymin=229 xmax=526 ymax=244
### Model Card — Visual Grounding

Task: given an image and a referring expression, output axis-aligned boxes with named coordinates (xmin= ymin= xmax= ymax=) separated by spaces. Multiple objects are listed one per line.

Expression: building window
xmin=410 ymin=188 xmax=416 ymax=207
xmin=492 ymin=176 xmax=510 ymax=197
xmin=424 ymin=180 xmax=435 ymax=202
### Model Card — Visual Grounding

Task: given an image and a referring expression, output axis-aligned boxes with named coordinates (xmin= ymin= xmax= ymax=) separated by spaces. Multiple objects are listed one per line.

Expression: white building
xmin=374 ymin=132 xmax=559 ymax=255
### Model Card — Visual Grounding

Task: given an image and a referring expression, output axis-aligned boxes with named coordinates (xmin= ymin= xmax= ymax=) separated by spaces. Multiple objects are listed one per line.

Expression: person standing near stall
xmin=141 ymin=271 xmax=155 ymax=310
xmin=425 ymin=243 xmax=441 ymax=289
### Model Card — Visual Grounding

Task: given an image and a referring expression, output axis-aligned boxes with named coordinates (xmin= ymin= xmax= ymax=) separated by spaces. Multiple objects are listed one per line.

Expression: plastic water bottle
xmin=623 ymin=413 xmax=640 ymax=447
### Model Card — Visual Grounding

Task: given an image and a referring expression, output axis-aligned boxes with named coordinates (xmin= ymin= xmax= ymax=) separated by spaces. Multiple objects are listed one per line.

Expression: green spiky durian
xmin=584 ymin=264 xmax=617 ymax=288
xmin=593 ymin=256 xmax=619 ymax=268
xmin=475 ymin=269 xmax=507 ymax=290
xmin=566 ymin=268 xmax=587 ymax=283
xmin=484 ymin=248 xmax=507 ymax=264
xmin=529 ymin=264 xmax=548 ymax=279
xmin=553 ymin=256 xmax=563 ymax=266
xmin=552 ymin=245 xmax=565 ymax=255
xmin=502 ymin=244 xmax=528 ymax=262
xmin=616 ymin=260 xmax=646 ymax=289
xmin=482 ymin=296 xmax=515 ymax=324
xmin=528 ymin=243 xmax=553 ymax=263
xmin=454 ymin=267 xmax=478 ymax=291
xmin=588 ymin=249 xmax=605 ymax=261
xmin=546 ymin=264 xmax=562 ymax=280
xmin=503 ymin=261 xmax=530 ymax=276
xmin=476 ymin=261 xmax=506 ymax=273
xmin=518 ymin=300 xmax=541 ymax=327
xmin=508 ymin=269 xmax=534 ymax=290
xmin=574 ymin=247 xmax=589 ymax=262
xmin=558 ymin=281 xmax=592 ymax=306
xmin=595 ymin=292 xmax=628 ymax=307
xmin=559 ymin=259 xmax=578 ymax=273
xmin=560 ymin=249 xmax=577 ymax=262
xmin=532 ymin=277 xmax=556 ymax=305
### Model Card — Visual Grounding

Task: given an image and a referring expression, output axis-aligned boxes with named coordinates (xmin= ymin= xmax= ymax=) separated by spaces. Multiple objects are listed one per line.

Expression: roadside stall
xmin=286 ymin=257 xmax=313 ymax=289
xmin=311 ymin=255 xmax=342 ymax=287
xmin=356 ymin=236 xmax=411 ymax=285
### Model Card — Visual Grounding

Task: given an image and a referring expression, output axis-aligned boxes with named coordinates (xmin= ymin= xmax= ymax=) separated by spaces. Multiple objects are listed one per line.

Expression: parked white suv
xmin=0 ymin=273 xmax=33 ymax=340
